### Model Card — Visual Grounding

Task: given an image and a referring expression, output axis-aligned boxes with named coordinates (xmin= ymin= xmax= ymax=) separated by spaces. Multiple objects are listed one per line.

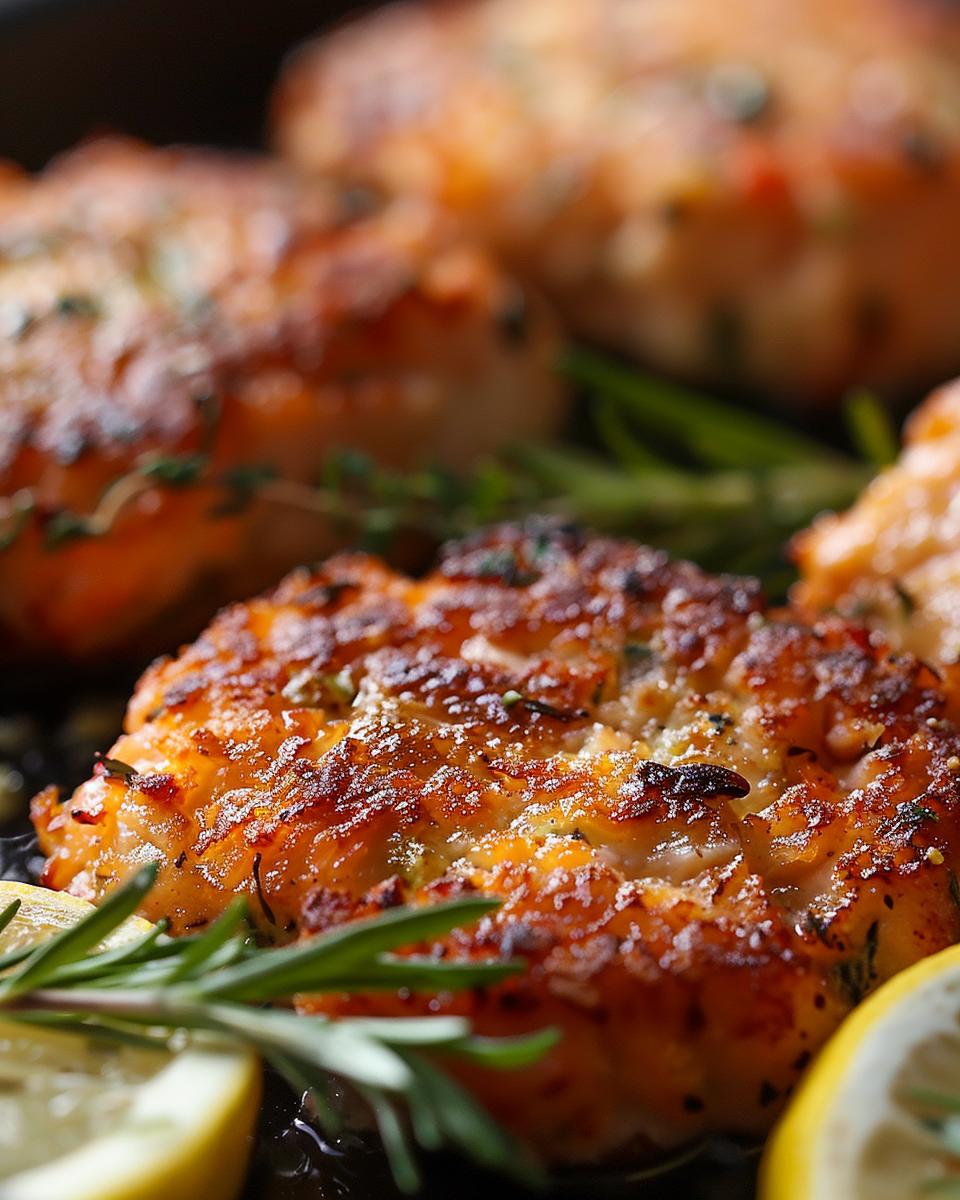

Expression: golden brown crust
xmin=274 ymin=0 xmax=960 ymax=401
xmin=34 ymin=522 xmax=960 ymax=1162
xmin=794 ymin=379 xmax=960 ymax=668
xmin=0 ymin=139 xmax=563 ymax=659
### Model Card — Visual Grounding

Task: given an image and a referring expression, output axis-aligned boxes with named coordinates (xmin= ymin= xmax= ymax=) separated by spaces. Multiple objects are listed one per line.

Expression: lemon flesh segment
xmin=761 ymin=944 xmax=960 ymax=1200
xmin=0 ymin=880 xmax=261 ymax=1200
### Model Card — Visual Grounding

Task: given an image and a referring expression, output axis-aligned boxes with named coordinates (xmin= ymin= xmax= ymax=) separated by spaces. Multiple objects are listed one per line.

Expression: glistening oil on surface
xmin=244 ymin=1071 xmax=757 ymax=1200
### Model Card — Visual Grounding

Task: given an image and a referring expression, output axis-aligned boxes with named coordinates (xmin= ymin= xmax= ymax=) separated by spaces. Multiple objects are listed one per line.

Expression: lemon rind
xmin=761 ymin=942 xmax=960 ymax=1199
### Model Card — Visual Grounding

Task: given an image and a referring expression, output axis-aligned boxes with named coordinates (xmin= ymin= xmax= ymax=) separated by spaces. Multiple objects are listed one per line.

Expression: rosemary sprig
xmin=0 ymin=865 xmax=556 ymax=1192
xmin=0 ymin=349 xmax=892 ymax=593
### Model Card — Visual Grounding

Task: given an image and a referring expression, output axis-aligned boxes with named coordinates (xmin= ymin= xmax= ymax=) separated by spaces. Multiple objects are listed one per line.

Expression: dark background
xmin=0 ymin=0 xmax=362 ymax=168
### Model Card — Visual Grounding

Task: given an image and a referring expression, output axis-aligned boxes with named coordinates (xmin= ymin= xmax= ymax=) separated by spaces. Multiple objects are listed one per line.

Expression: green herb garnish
xmin=897 ymin=801 xmax=939 ymax=828
xmin=94 ymin=754 xmax=138 ymax=780
xmin=951 ymin=872 xmax=960 ymax=916
xmin=1 ymin=348 xmax=880 ymax=596
xmin=834 ymin=920 xmax=880 ymax=1007
xmin=0 ymin=865 xmax=556 ymax=1193
xmin=54 ymin=293 xmax=100 ymax=319
xmin=0 ymin=492 xmax=34 ymax=551
xmin=500 ymin=691 xmax=585 ymax=722
xmin=140 ymin=453 xmax=207 ymax=487
xmin=894 ymin=580 xmax=917 ymax=616
xmin=843 ymin=388 xmax=899 ymax=468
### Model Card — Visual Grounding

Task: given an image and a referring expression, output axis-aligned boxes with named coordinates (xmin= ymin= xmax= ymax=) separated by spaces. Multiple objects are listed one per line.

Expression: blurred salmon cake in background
xmin=0 ymin=138 xmax=564 ymax=663
xmin=275 ymin=0 xmax=960 ymax=403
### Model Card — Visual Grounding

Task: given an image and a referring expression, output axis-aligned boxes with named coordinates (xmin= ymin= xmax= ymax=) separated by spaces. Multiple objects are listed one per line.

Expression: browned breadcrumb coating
xmin=275 ymin=0 xmax=960 ymax=402
xmin=795 ymin=379 xmax=960 ymax=668
xmin=0 ymin=138 xmax=564 ymax=660
xmin=35 ymin=522 xmax=960 ymax=1163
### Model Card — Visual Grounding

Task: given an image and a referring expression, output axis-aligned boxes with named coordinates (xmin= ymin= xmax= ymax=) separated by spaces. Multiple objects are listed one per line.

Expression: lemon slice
xmin=0 ymin=880 xmax=261 ymax=1200
xmin=761 ymin=944 xmax=960 ymax=1200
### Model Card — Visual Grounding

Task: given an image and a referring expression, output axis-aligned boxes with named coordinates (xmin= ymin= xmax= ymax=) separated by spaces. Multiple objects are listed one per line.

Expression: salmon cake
xmin=795 ymin=379 xmax=960 ymax=668
xmin=275 ymin=0 xmax=960 ymax=402
xmin=34 ymin=522 xmax=960 ymax=1164
xmin=0 ymin=138 xmax=563 ymax=661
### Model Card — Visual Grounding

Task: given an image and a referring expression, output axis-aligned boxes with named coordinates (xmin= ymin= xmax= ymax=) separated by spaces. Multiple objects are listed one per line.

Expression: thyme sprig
xmin=0 ymin=349 xmax=892 ymax=591
xmin=0 ymin=864 xmax=556 ymax=1193
xmin=550 ymin=349 xmax=881 ymax=589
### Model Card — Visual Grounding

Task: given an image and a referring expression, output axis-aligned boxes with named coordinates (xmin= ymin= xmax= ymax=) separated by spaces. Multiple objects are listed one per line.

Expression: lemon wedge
xmin=761 ymin=944 xmax=960 ymax=1199
xmin=0 ymin=880 xmax=261 ymax=1200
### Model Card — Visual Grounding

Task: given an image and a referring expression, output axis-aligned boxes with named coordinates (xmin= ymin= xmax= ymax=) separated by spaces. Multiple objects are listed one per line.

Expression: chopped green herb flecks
xmin=834 ymin=920 xmax=880 ymax=1007
xmin=843 ymin=389 xmax=899 ymax=468
xmin=282 ymin=668 xmax=357 ymax=709
xmin=706 ymin=63 xmax=771 ymax=125
xmin=322 ymin=669 xmax=357 ymax=707
xmin=215 ymin=464 xmax=279 ymax=514
xmin=474 ymin=549 xmax=538 ymax=587
xmin=500 ymin=691 xmax=585 ymax=722
xmin=950 ymin=872 xmax=960 ymax=915
xmin=896 ymin=801 xmax=940 ymax=828
xmin=44 ymin=511 xmax=94 ymax=548
xmin=54 ymin=293 xmax=100 ymax=319
xmin=140 ymin=454 xmax=207 ymax=487
xmin=894 ymin=581 xmax=916 ymax=616
xmin=94 ymin=755 xmax=138 ymax=781
xmin=0 ymin=493 xmax=35 ymax=551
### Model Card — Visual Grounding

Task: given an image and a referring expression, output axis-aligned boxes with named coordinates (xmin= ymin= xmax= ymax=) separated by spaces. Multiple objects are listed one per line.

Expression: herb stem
xmin=2 ymin=347 xmax=881 ymax=598
xmin=0 ymin=873 xmax=555 ymax=1192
